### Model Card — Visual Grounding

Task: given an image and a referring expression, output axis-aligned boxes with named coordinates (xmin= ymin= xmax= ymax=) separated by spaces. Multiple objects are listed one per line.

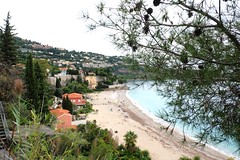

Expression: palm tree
xmin=124 ymin=131 xmax=137 ymax=152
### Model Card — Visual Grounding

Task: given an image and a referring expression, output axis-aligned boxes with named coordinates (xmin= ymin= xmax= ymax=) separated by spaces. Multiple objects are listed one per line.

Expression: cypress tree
xmin=54 ymin=88 xmax=62 ymax=98
xmin=54 ymin=78 xmax=62 ymax=98
xmin=56 ymin=78 xmax=61 ymax=88
xmin=25 ymin=54 xmax=51 ymax=114
xmin=76 ymin=75 xmax=82 ymax=84
xmin=25 ymin=53 xmax=36 ymax=110
xmin=62 ymin=96 xmax=73 ymax=114
xmin=70 ymin=76 xmax=75 ymax=82
xmin=34 ymin=61 xmax=47 ymax=113
xmin=66 ymin=96 xmax=73 ymax=114
xmin=62 ymin=97 xmax=67 ymax=110
xmin=0 ymin=12 xmax=18 ymax=65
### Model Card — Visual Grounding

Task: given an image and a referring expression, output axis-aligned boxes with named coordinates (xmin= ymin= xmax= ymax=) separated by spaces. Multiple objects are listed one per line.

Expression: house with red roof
xmin=62 ymin=93 xmax=86 ymax=106
xmin=50 ymin=108 xmax=76 ymax=130
xmin=59 ymin=67 xmax=67 ymax=75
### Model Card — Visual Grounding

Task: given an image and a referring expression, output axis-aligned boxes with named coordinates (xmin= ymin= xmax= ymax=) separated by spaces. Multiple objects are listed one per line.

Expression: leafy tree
xmin=0 ymin=12 xmax=18 ymax=65
xmin=84 ymin=0 xmax=240 ymax=149
xmin=63 ymin=81 xmax=93 ymax=94
xmin=50 ymin=66 xmax=61 ymax=76
xmin=95 ymin=82 xmax=108 ymax=91
xmin=33 ymin=59 xmax=51 ymax=75
xmin=77 ymin=102 xmax=93 ymax=114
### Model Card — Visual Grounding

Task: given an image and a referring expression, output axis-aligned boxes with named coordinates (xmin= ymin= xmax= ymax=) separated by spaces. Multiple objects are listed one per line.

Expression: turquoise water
xmin=126 ymin=81 xmax=239 ymax=159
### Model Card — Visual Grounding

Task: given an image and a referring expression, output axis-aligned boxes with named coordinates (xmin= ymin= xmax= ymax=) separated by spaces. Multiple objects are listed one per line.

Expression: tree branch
xmin=178 ymin=2 xmax=240 ymax=53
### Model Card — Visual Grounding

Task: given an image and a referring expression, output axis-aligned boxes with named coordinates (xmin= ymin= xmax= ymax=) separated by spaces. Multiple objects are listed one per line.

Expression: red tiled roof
xmin=50 ymin=109 xmax=70 ymax=117
xmin=62 ymin=93 xmax=83 ymax=99
xmin=59 ymin=68 xmax=67 ymax=71
xmin=74 ymin=100 xmax=86 ymax=106
xmin=50 ymin=109 xmax=77 ymax=130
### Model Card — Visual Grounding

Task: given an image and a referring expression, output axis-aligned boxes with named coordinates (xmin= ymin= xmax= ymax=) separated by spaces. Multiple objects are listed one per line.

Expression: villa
xmin=62 ymin=93 xmax=86 ymax=107
xmin=50 ymin=108 xmax=76 ymax=130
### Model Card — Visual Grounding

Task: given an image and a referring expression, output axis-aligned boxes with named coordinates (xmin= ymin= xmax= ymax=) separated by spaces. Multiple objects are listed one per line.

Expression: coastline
xmin=125 ymin=89 xmax=236 ymax=159
xmin=86 ymin=89 xmax=230 ymax=160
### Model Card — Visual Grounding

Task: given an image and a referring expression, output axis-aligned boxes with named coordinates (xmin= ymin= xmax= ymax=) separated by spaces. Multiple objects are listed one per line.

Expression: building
xmin=59 ymin=67 xmax=67 ymax=75
xmin=50 ymin=109 xmax=76 ymax=130
xmin=85 ymin=72 xmax=97 ymax=89
xmin=62 ymin=93 xmax=86 ymax=106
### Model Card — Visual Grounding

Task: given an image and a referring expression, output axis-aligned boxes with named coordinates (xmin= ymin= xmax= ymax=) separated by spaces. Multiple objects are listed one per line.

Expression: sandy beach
xmin=86 ymin=89 xmax=230 ymax=160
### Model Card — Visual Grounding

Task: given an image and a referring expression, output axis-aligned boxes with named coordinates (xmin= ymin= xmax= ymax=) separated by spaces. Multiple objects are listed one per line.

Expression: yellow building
xmin=85 ymin=72 xmax=97 ymax=89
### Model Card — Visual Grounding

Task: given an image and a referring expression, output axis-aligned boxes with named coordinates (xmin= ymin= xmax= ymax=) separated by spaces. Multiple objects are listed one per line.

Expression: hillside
xmin=15 ymin=37 xmax=129 ymax=75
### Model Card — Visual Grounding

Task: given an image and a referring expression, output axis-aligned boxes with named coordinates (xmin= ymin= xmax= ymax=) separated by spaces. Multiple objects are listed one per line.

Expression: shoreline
xmin=86 ymin=89 xmax=230 ymax=160
xmin=125 ymin=89 xmax=236 ymax=159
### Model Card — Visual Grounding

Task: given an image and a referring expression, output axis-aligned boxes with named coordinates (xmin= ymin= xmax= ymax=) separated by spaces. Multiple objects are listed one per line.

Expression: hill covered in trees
xmin=15 ymin=36 xmax=130 ymax=76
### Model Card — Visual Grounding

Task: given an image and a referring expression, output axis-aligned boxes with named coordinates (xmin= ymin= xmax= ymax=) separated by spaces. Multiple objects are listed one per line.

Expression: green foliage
xmin=76 ymin=75 xmax=83 ymax=84
xmin=89 ymin=138 xmax=117 ymax=160
xmin=62 ymin=96 xmax=73 ymax=114
xmin=77 ymin=102 xmax=93 ymax=114
xmin=24 ymin=53 xmax=36 ymax=109
xmin=50 ymin=66 xmax=61 ymax=76
xmin=53 ymin=130 xmax=89 ymax=157
xmin=10 ymin=97 xmax=31 ymax=130
xmin=11 ymin=110 xmax=53 ymax=159
xmin=33 ymin=58 xmax=51 ymax=75
xmin=95 ymin=82 xmax=109 ymax=91
xmin=67 ymin=69 xmax=79 ymax=75
xmin=54 ymin=88 xmax=63 ymax=98
xmin=9 ymin=103 xmax=151 ymax=160
xmin=179 ymin=156 xmax=200 ymax=160
xmin=0 ymin=12 xmax=19 ymax=65
xmin=55 ymin=77 xmax=61 ymax=88
xmin=124 ymin=131 xmax=137 ymax=152
xmin=24 ymin=53 xmax=53 ymax=114
xmin=118 ymin=77 xmax=127 ymax=84
xmin=84 ymin=0 xmax=240 ymax=150
xmin=63 ymin=81 xmax=93 ymax=94
xmin=34 ymin=62 xmax=46 ymax=113
xmin=116 ymin=131 xmax=151 ymax=160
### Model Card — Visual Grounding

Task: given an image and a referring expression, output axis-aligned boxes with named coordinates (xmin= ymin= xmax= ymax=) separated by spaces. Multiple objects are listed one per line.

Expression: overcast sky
xmin=0 ymin=0 xmax=123 ymax=56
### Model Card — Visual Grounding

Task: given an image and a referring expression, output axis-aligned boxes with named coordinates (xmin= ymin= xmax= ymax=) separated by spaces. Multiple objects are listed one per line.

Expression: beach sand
xmin=86 ymin=90 xmax=230 ymax=160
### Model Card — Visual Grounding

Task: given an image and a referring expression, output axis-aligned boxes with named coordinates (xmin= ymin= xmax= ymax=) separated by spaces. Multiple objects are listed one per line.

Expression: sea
xmin=126 ymin=81 xmax=240 ymax=159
